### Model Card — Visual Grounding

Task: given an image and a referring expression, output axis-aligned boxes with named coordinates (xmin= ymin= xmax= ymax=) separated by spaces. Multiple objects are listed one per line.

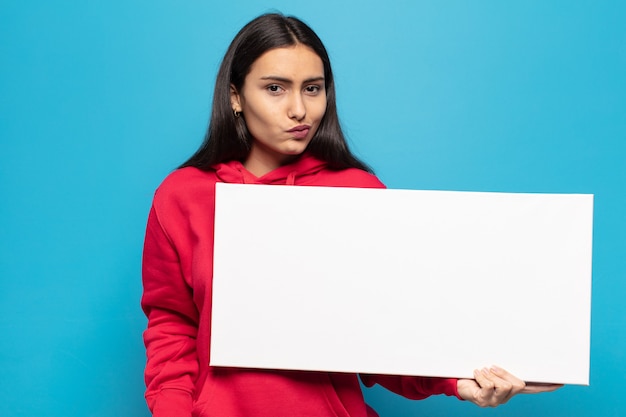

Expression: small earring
xmin=233 ymin=109 xmax=241 ymax=118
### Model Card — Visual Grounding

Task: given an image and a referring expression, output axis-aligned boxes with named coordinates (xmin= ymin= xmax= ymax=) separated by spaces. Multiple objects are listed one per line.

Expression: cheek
xmin=245 ymin=102 xmax=276 ymax=127
xmin=311 ymin=100 xmax=328 ymax=122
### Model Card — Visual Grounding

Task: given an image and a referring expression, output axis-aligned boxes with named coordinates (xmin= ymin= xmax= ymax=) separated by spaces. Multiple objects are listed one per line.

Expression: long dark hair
xmin=180 ymin=13 xmax=372 ymax=173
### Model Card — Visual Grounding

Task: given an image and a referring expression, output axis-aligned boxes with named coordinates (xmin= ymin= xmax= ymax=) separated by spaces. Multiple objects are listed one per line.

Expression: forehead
xmin=247 ymin=44 xmax=324 ymax=78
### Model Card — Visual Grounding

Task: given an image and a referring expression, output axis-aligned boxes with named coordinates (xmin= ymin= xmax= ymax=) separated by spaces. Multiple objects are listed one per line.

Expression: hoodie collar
xmin=213 ymin=153 xmax=327 ymax=185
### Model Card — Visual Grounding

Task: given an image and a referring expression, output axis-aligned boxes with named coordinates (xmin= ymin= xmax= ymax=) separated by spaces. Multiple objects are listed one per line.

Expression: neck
xmin=243 ymin=149 xmax=300 ymax=177
xmin=243 ymin=158 xmax=277 ymax=177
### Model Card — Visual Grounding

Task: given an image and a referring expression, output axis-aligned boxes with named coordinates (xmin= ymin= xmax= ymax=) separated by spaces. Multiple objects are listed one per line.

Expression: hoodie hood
xmin=213 ymin=153 xmax=328 ymax=185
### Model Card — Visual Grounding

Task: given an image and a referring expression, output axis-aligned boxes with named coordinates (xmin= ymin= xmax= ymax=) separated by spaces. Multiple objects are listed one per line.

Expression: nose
xmin=288 ymin=92 xmax=306 ymax=121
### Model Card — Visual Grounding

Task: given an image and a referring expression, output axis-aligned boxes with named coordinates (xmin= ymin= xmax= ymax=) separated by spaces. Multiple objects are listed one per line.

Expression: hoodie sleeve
xmin=360 ymin=374 xmax=461 ymax=401
xmin=141 ymin=204 xmax=200 ymax=416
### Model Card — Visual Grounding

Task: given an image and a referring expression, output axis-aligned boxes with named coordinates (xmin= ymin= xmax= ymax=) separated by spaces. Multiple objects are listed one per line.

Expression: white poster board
xmin=211 ymin=183 xmax=593 ymax=385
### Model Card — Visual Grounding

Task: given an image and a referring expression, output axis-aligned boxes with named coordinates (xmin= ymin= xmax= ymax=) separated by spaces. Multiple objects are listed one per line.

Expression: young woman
xmin=141 ymin=13 xmax=560 ymax=417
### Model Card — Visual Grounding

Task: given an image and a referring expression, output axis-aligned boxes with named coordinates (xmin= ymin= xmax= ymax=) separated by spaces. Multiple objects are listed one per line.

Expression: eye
xmin=304 ymin=85 xmax=322 ymax=95
xmin=266 ymin=84 xmax=284 ymax=95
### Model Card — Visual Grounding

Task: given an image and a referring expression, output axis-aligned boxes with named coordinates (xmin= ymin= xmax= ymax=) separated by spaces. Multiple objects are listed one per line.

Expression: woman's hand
xmin=457 ymin=366 xmax=563 ymax=407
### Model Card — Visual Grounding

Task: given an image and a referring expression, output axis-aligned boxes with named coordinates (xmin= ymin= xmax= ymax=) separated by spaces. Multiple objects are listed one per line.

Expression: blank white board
xmin=211 ymin=183 xmax=593 ymax=385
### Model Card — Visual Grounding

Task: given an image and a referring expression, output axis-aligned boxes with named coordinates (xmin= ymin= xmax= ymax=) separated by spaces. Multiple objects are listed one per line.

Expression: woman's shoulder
xmin=312 ymin=167 xmax=386 ymax=189
xmin=153 ymin=166 xmax=219 ymax=204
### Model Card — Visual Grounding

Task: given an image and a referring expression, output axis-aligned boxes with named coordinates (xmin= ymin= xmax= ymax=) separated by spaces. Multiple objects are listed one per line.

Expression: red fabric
xmin=141 ymin=153 xmax=460 ymax=416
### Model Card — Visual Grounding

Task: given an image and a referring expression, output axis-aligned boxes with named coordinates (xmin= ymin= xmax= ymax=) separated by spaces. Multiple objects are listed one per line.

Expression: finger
xmin=484 ymin=368 xmax=516 ymax=404
xmin=469 ymin=369 xmax=494 ymax=407
xmin=473 ymin=368 xmax=495 ymax=391
xmin=522 ymin=383 xmax=564 ymax=394
xmin=472 ymin=368 xmax=511 ymax=407
xmin=489 ymin=366 xmax=526 ymax=396
xmin=490 ymin=367 xmax=563 ymax=395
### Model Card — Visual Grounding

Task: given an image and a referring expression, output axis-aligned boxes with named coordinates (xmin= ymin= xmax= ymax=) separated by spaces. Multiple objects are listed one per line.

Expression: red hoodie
xmin=141 ymin=154 xmax=460 ymax=416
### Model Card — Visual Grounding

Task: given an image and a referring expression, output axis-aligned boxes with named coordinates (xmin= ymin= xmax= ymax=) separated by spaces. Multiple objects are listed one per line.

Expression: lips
xmin=287 ymin=125 xmax=311 ymax=140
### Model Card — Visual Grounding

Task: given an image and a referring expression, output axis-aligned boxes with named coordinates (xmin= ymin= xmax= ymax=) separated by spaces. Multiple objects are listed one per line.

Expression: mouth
xmin=287 ymin=125 xmax=311 ymax=140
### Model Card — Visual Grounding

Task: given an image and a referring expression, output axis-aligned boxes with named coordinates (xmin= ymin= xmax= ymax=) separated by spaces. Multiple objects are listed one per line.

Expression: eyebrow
xmin=259 ymin=75 xmax=325 ymax=84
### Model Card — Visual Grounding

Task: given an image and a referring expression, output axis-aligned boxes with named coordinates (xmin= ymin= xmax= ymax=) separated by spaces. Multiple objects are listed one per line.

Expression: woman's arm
xmin=361 ymin=367 xmax=562 ymax=406
xmin=360 ymin=374 xmax=461 ymax=400
xmin=141 ymin=205 xmax=200 ymax=416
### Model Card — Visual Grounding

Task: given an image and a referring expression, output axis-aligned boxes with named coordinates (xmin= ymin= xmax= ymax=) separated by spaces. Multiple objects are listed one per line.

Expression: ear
xmin=230 ymin=84 xmax=242 ymax=113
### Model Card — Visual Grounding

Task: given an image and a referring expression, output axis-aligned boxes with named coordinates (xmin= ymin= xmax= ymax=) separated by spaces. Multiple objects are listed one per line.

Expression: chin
xmin=282 ymin=146 xmax=308 ymax=156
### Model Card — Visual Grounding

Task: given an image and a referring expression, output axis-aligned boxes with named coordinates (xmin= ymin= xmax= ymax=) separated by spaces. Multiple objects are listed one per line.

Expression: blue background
xmin=1 ymin=1 xmax=624 ymax=416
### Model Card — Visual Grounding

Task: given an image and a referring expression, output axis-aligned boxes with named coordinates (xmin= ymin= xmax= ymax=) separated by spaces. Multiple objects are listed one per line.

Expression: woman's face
xmin=231 ymin=44 xmax=327 ymax=176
